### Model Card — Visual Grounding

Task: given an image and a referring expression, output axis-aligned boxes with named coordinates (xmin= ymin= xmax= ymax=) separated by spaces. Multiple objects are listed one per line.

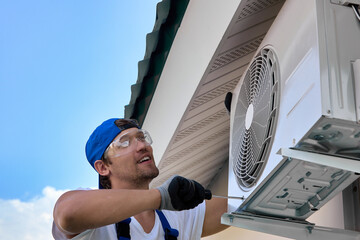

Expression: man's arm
xmin=53 ymin=188 xmax=161 ymax=236
xmin=53 ymin=175 xmax=209 ymax=238
xmin=202 ymin=197 xmax=229 ymax=237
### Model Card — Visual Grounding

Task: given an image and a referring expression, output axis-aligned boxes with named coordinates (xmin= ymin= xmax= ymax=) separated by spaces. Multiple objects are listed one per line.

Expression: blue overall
xmin=116 ymin=210 xmax=179 ymax=240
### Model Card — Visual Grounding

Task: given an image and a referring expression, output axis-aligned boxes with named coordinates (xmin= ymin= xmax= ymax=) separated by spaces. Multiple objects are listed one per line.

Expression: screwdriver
xmin=204 ymin=190 xmax=244 ymax=200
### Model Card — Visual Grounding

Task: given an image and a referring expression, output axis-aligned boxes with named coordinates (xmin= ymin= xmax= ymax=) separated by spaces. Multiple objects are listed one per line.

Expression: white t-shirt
xmin=52 ymin=200 xmax=206 ymax=240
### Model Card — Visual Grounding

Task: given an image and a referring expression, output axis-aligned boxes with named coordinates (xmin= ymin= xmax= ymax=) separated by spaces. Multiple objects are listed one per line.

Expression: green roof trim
xmin=124 ymin=0 xmax=190 ymax=126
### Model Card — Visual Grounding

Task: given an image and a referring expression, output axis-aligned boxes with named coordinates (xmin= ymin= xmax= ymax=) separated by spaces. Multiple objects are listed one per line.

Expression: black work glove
xmin=156 ymin=175 xmax=212 ymax=211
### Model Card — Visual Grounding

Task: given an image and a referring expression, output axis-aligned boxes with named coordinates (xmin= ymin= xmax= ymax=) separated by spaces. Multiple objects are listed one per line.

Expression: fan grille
xmin=232 ymin=48 xmax=279 ymax=191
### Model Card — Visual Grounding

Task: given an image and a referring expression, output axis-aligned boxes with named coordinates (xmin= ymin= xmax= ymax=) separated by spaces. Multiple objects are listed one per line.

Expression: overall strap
xmin=116 ymin=218 xmax=131 ymax=240
xmin=115 ymin=211 xmax=179 ymax=240
xmin=156 ymin=210 xmax=179 ymax=240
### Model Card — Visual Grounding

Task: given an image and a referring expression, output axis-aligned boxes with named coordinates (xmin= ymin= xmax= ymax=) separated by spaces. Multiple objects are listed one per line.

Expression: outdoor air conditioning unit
xmin=228 ymin=0 xmax=360 ymax=220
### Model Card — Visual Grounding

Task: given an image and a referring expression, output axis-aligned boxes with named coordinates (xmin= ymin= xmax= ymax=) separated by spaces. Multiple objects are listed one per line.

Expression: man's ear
xmin=94 ymin=160 xmax=110 ymax=176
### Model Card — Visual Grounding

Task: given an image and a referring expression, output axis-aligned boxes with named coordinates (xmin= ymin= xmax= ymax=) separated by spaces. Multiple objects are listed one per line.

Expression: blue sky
xmin=0 ymin=0 xmax=160 ymax=238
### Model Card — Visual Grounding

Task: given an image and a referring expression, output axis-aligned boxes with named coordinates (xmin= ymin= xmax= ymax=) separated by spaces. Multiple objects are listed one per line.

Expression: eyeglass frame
xmin=102 ymin=128 xmax=153 ymax=159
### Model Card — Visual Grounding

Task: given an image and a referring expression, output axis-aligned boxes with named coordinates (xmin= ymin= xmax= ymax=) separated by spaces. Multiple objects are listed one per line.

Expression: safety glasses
xmin=104 ymin=128 xmax=152 ymax=158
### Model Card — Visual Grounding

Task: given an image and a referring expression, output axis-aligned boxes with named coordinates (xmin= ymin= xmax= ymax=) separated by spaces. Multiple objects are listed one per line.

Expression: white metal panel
xmin=221 ymin=212 xmax=360 ymax=240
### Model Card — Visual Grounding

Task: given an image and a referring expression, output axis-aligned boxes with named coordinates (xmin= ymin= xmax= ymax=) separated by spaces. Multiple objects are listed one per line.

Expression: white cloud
xmin=0 ymin=186 xmax=68 ymax=240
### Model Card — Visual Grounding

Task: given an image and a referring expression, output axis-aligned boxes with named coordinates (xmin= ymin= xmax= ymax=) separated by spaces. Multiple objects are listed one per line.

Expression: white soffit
xmin=144 ymin=0 xmax=286 ymax=188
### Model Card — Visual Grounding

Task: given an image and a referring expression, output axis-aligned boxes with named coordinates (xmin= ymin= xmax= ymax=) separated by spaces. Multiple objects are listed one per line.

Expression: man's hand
xmin=156 ymin=175 xmax=212 ymax=211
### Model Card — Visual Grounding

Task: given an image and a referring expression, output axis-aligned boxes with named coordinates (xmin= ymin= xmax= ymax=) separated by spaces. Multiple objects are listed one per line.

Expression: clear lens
xmin=104 ymin=129 xmax=152 ymax=158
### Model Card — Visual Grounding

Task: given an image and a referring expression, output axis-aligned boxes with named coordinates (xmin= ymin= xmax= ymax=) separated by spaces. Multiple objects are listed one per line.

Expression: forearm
xmin=53 ymin=188 xmax=161 ymax=235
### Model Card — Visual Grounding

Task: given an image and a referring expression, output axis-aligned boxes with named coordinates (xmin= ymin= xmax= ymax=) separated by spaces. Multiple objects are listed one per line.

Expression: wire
xmin=351 ymin=4 xmax=360 ymax=21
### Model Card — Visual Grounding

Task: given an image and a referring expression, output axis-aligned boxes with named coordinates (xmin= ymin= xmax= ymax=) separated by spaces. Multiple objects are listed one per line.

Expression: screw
xmin=306 ymin=226 xmax=314 ymax=234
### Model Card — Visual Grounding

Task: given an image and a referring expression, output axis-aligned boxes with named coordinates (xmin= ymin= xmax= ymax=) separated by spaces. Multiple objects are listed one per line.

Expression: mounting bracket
xmin=221 ymin=212 xmax=360 ymax=240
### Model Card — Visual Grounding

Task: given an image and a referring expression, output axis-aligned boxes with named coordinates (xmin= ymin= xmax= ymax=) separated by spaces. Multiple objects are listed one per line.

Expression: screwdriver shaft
xmin=212 ymin=195 xmax=244 ymax=200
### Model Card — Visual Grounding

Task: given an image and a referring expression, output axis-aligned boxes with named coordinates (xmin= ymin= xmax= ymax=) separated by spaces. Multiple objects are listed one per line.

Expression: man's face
xmin=104 ymin=127 xmax=159 ymax=187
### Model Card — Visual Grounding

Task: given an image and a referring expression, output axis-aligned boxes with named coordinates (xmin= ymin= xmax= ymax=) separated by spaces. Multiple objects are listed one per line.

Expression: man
xmin=53 ymin=118 xmax=228 ymax=239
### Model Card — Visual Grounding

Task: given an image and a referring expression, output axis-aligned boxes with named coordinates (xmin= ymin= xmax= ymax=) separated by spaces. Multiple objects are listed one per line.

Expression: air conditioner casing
xmin=229 ymin=0 xmax=360 ymax=219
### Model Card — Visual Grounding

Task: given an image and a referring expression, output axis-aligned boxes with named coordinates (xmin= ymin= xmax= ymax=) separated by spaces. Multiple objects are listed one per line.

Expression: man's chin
xmin=140 ymin=168 xmax=159 ymax=181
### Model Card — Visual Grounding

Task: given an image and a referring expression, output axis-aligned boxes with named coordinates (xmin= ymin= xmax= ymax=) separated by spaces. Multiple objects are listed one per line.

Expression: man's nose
xmin=135 ymin=139 xmax=149 ymax=152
